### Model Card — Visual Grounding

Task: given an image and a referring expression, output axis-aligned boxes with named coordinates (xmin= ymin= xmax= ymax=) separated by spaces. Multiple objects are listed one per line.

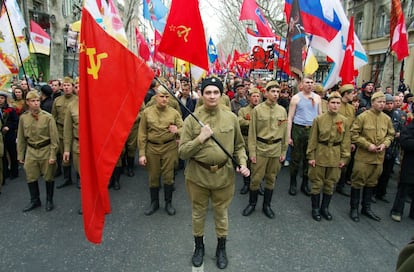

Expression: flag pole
xmin=155 ymin=77 xmax=242 ymax=169
xmin=3 ymin=1 xmax=30 ymax=90
xmin=71 ymin=31 xmax=79 ymax=78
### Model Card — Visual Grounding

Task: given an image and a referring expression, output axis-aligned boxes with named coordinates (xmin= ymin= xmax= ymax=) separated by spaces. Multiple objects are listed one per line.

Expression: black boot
xmin=311 ymin=194 xmax=321 ymax=221
xmin=22 ymin=181 xmax=41 ymax=212
xmin=361 ymin=187 xmax=381 ymax=221
xmin=320 ymin=194 xmax=333 ymax=220
xmin=164 ymin=184 xmax=176 ymax=215
xmin=350 ymin=188 xmax=361 ymax=222
xmin=301 ymin=176 xmax=311 ymax=196
xmin=45 ymin=181 xmax=55 ymax=211
xmin=216 ymin=237 xmax=228 ymax=269
xmin=263 ymin=188 xmax=275 ymax=219
xmin=242 ymin=190 xmax=258 ymax=216
xmin=126 ymin=156 xmax=135 ymax=177
xmin=240 ymin=176 xmax=250 ymax=195
xmin=56 ymin=166 xmax=73 ymax=189
xmin=145 ymin=187 xmax=159 ymax=215
xmin=76 ymin=173 xmax=81 ymax=189
xmin=289 ymin=175 xmax=297 ymax=195
xmin=192 ymin=236 xmax=204 ymax=267
xmin=113 ymin=167 xmax=121 ymax=190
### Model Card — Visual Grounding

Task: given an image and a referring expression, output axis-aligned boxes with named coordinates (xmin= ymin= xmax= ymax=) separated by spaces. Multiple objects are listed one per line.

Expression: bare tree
xmin=49 ymin=0 xmax=66 ymax=79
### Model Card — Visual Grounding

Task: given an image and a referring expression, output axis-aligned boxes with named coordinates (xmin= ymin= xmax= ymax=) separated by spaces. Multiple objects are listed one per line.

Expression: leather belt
xmin=257 ymin=137 xmax=281 ymax=144
xmin=294 ymin=123 xmax=311 ymax=129
xmin=74 ymin=136 xmax=79 ymax=141
xmin=192 ymin=159 xmax=227 ymax=173
xmin=148 ymin=138 xmax=175 ymax=145
xmin=319 ymin=141 xmax=341 ymax=146
xmin=27 ymin=139 xmax=51 ymax=149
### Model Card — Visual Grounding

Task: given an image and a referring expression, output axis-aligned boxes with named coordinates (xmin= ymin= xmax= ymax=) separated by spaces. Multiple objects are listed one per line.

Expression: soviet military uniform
xmin=237 ymin=104 xmax=254 ymax=194
xmin=307 ymin=111 xmax=350 ymax=220
xmin=242 ymin=101 xmax=287 ymax=218
xmin=350 ymin=109 xmax=394 ymax=221
xmin=138 ymin=103 xmax=183 ymax=215
xmin=17 ymin=110 xmax=59 ymax=211
xmin=179 ymin=105 xmax=247 ymax=238
xmin=52 ymin=93 xmax=77 ymax=187
xmin=63 ymin=99 xmax=79 ymax=175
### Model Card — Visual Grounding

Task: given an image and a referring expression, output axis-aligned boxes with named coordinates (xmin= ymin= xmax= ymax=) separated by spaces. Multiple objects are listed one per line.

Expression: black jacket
xmin=400 ymin=121 xmax=414 ymax=184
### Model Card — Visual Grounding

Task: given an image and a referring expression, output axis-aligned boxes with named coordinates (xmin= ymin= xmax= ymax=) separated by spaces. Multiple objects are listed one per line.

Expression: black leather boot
xmin=145 ymin=187 xmax=159 ymax=215
xmin=216 ymin=237 xmax=228 ymax=269
xmin=22 ymin=181 xmax=41 ymax=212
xmin=311 ymin=194 xmax=321 ymax=221
xmin=320 ymin=194 xmax=333 ymax=220
xmin=289 ymin=175 xmax=297 ymax=195
xmin=361 ymin=187 xmax=381 ymax=221
xmin=126 ymin=156 xmax=135 ymax=177
xmin=164 ymin=184 xmax=176 ymax=215
xmin=301 ymin=176 xmax=311 ymax=196
xmin=350 ymin=188 xmax=361 ymax=222
xmin=113 ymin=167 xmax=121 ymax=190
xmin=242 ymin=190 xmax=258 ymax=216
xmin=263 ymin=188 xmax=275 ymax=219
xmin=56 ymin=166 xmax=73 ymax=189
xmin=45 ymin=181 xmax=55 ymax=211
xmin=240 ymin=176 xmax=250 ymax=195
xmin=192 ymin=236 xmax=204 ymax=267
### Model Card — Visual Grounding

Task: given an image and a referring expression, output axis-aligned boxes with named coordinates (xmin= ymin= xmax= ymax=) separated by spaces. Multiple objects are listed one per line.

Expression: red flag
xmin=340 ymin=16 xmax=355 ymax=85
xmin=153 ymin=31 xmax=174 ymax=68
xmin=135 ymin=27 xmax=150 ymax=61
xmin=79 ymin=8 xmax=154 ymax=243
xmin=158 ymin=0 xmax=208 ymax=70
xmin=239 ymin=0 xmax=274 ymax=37
xmin=390 ymin=0 xmax=409 ymax=61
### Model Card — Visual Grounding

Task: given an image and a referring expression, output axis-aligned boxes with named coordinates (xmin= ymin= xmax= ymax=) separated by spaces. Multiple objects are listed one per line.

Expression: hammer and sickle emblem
xmin=86 ymin=47 xmax=108 ymax=79
xmin=176 ymin=25 xmax=191 ymax=42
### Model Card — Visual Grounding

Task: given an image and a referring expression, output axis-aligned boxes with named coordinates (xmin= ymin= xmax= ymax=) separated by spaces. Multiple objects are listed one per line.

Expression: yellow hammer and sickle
xmin=86 ymin=47 xmax=108 ymax=79
xmin=176 ymin=25 xmax=191 ymax=42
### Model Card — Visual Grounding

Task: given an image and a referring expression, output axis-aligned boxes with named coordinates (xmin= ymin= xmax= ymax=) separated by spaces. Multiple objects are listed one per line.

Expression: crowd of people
xmin=0 ymin=73 xmax=414 ymax=270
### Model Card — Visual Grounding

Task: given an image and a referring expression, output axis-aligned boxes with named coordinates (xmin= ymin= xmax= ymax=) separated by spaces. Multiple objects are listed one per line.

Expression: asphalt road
xmin=0 ymin=163 xmax=412 ymax=272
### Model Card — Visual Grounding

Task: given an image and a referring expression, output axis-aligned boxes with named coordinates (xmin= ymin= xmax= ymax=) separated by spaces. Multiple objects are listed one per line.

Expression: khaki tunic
xmin=307 ymin=112 xmax=351 ymax=194
xmin=51 ymin=94 xmax=77 ymax=167
xmin=63 ymin=99 xmax=79 ymax=173
xmin=17 ymin=110 xmax=59 ymax=182
xmin=179 ymin=105 xmax=247 ymax=237
xmin=351 ymin=109 xmax=395 ymax=188
xmin=248 ymin=101 xmax=287 ymax=190
xmin=339 ymin=101 xmax=355 ymax=127
xmin=238 ymin=104 xmax=255 ymax=148
xmin=138 ymin=104 xmax=183 ymax=187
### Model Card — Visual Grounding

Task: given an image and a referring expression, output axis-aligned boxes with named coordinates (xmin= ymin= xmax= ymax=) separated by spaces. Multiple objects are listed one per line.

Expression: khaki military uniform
xmin=52 ymin=94 xmax=77 ymax=166
xmin=307 ymin=112 xmax=351 ymax=194
xmin=238 ymin=104 xmax=254 ymax=147
xmin=351 ymin=109 xmax=395 ymax=188
xmin=320 ymin=99 xmax=328 ymax=114
xmin=63 ymin=99 xmax=79 ymax=174
xmin=17 ymin=110 xmax=59 ymax=182
xmin=248 ymin=101 xmax=287 ymax=190
xmin=179 ymin=105 xmax=247 ymax=237
xmin=138 ymin=104 xmax=183 ymax=188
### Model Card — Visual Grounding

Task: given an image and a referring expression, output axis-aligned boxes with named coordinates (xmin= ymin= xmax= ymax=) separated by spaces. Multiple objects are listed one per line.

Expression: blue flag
xmin=143 ymin=0 xmax=168 ymax=33
xmin=207 ymin=37 xmax=218 ymax=63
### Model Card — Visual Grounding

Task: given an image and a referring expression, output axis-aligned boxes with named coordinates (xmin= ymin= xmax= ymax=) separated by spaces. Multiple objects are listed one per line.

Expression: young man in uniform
xmin=138 ymin=85 xmax=183 ymax=216
xmin=17 ymin=91 xmax=59 ymax=212
xmin=179 ymin=77 xmax=250 ymax=269
xmin=349 ymin=92 xmax=395 ymax=222
xmin=242 ymin=81 xmax=287 ymax=219
xmin=307 ymin=92 xmax=351 ymax=221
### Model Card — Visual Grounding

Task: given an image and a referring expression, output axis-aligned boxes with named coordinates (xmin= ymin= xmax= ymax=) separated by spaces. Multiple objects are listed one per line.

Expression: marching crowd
xmin=1 ymin=73 xmax=414 ymax=269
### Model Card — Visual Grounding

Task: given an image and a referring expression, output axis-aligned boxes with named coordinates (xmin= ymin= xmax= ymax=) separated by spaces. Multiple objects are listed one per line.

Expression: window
xmin=356 ymin=13 xmax=363 ymax=38
xmin=376 ymin=6 xmax=389 ymax=38
xmin=370 ymin=54 xmax=386 ymax=85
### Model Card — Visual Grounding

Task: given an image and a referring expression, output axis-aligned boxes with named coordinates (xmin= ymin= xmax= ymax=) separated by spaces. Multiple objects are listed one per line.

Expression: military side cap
xmin=371 ymin=91 xmax=385 ymax=101
xmin=385 ymin=93 xmax=394 ymax=102
xmin=339 ymin=84 xmax=354 ymax=94
xmin=156 ymin=85 xmax=170 ymax=95
xmin=265 ymin=81 xmax=279 ymax=91
xmin=26 ymin=90 xmax=40 ymax=100
xmin=314 ymin=83 xmax=324 ymax=95
xmin=248 ymin=87 xmax=261 ymax=95
xmin=40 ymin=85 xmax=53 ymax=97
xmin=201 ymin=77 xmax=223 ymax=93
xmin=328 ymin=91 xmax=341 ymax=101
xmin=62 ymin=76 xmax=74 ymax=84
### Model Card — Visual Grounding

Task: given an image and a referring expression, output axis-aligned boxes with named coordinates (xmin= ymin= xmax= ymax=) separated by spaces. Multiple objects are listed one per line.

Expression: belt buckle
xmin=267 ymin=139 xmax=273 ymax=144
xmin=210 ymin=165 xmax=219 ymax=173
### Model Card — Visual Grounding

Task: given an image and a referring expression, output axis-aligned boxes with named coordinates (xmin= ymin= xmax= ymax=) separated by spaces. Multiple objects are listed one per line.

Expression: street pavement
xmin=0 ymin=163 xmax=412 ymax=272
